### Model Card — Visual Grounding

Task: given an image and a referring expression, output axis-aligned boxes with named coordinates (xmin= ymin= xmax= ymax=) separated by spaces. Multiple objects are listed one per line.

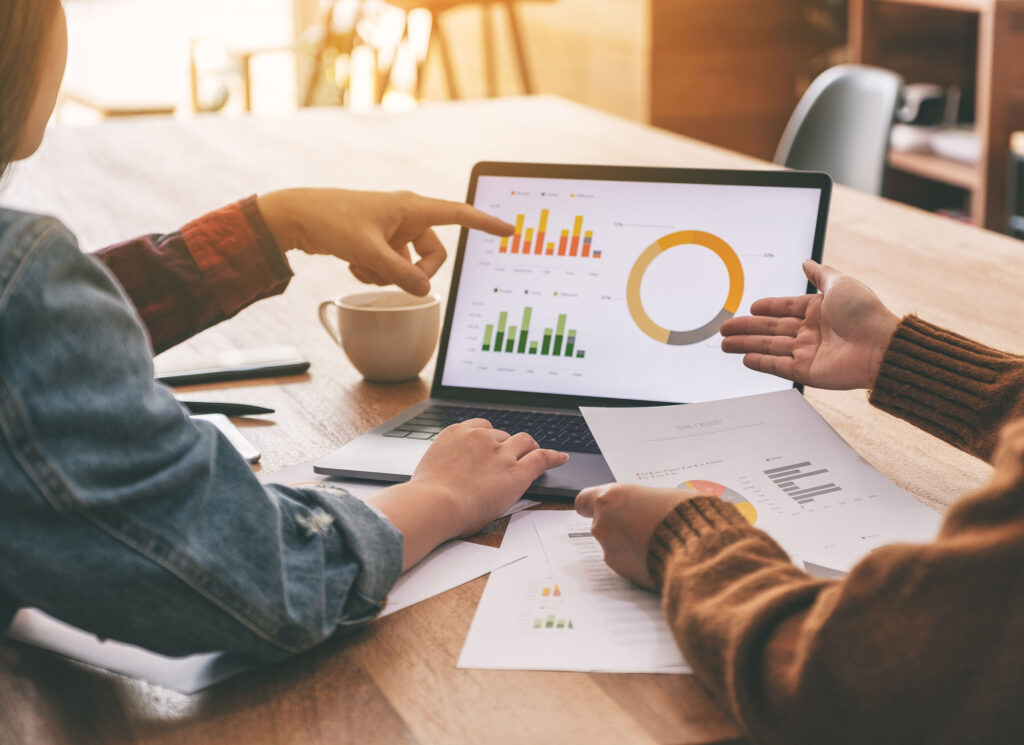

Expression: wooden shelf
xmin=873 ymin=0 xmax=993 ymax=12
xmin=851 ymin=0 xmax=1024 ymax=229
xmin=887 ymin=150 xmax=981 ymax=190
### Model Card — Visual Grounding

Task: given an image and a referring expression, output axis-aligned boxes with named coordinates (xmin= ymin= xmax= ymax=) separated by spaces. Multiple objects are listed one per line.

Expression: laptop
xmin=315 ymin=162 xmax=831 ymax=499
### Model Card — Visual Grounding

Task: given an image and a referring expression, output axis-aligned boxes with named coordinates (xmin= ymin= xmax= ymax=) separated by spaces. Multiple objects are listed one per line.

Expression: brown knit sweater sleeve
xmin=869 ymin=315 xmax=1024 ymax=461
xmin=650 ymin=439 xmax=1024 ymax=745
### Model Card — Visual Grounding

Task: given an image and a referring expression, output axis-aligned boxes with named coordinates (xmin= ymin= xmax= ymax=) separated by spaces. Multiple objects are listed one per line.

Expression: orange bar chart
xmin=501 ymin=211 xmax=600 ymax=260
xmin=511 ymin=214 xmax=524 ymax=254
xmin=569 ymin=216 xmax=583 ymax=256
xmin=534 ymin=209 xmax=548 ymax=255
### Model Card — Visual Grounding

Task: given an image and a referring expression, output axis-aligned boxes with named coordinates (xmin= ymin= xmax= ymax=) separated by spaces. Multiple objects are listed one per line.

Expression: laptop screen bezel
xmin=430 ymin=161 xmax=831 ymax=409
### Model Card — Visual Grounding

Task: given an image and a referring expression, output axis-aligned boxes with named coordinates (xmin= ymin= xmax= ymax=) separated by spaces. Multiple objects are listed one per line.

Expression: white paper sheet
xmin=382 ymin=540 xmax=526 ymax=616
xmin=581 ymin=389 xmax=944 ymax=573
xmin=458 ymin=511 xmax=690 ymax=674
xmin=7 ymin=610 xmax=250 ymax=694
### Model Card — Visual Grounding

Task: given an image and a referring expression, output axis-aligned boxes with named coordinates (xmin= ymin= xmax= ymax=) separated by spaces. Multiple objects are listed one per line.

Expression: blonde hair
xmin=0 ymin=0 xmax=60 ymax=178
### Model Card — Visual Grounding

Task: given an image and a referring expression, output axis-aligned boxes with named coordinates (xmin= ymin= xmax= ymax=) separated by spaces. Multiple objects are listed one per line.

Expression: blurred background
xmin=53 ymin=0 xmax=1024 ymax=237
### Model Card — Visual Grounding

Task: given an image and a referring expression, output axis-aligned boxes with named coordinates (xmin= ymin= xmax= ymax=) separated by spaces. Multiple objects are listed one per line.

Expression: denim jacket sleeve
xmin=0 ymin=210 xmax=402 ymax=659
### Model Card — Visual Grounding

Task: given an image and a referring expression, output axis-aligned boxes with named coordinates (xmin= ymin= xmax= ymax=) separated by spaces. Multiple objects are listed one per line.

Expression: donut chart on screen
xmin=626 ymin=230 xmax=744 ymax=345
xmin=680 ymin=479 xmax=757 ymax=524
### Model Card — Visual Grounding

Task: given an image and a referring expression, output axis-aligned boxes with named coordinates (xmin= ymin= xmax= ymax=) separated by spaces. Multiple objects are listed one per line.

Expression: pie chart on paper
xmin=680 ymin=479 xmax=758 ymax=524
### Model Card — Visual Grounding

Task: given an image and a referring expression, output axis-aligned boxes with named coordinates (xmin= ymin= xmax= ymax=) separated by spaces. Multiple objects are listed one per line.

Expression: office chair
xmin=774 ymin=64 xmax=904 ymax=195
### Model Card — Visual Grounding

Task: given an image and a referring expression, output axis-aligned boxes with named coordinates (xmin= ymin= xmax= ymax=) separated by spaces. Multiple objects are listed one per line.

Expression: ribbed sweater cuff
xmin=647 ymin=497 xmax=754 ymax=590
xmin=870 ymin=315 xmax=1020 ymax=457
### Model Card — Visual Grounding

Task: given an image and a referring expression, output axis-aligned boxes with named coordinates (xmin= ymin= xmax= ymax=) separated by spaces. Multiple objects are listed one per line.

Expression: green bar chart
xmin=481 ymin=307 xmax=585 ymax=359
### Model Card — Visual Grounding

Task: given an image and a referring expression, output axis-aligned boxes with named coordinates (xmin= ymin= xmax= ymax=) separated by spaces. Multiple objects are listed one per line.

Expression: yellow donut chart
xmin=626 ymin=230 xmax=744 ymax=345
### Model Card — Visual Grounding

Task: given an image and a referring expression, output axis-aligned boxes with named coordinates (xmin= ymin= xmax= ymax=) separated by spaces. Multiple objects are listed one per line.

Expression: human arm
xmin=95 ymin=196 xmax=291 ymax=354
xmin=720 ymin=260 xmax=1024 ymax=461
xmin=577 ymin=445 xmax=1024 ymax=745
xmin=95 ymin=190 xmax=513 ymax=354
xmin=0 ymin=214 xmax=559 ymax=658
xmin=869 ymin=315 xmax=1024 ymax=461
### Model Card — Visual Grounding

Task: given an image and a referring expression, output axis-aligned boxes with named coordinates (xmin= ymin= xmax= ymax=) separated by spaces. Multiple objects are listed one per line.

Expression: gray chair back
xmin=774 ymin=64 xmax=904 ymax=195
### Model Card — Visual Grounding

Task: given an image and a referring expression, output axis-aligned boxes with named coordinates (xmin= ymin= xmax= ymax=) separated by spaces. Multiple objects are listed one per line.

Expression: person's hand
xmin=368 ymin=419 xmax=568 ymax=570
xmin=256 ymin=188 xmax=514 ymax=296
xmin=575 ymin=483 xmax=695 ymax=590
xmin=719 ymin=260 xmax=900 ymax=390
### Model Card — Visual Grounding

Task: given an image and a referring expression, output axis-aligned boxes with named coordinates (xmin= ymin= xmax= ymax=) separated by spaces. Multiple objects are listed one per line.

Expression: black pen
xmin=179 ymin=400 xmax=275 ymax=417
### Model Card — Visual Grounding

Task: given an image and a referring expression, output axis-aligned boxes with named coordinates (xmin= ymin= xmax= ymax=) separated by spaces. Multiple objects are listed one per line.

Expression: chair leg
xmin=414 ymin=21 xmax=431 ymax=100
xmin=302 ymin=1 xmax=339 ymax=106
xmin=504 ymin=0 xmax=534 ymax=94
xmin=376 ymin=15 xmax=410 ymax=104
xmin=431 ymin=12 xmax=461 ymax=99
xmin=481 ymin=2 xmax=497 ymax=98
xmin=189 ymin=40 xmax=201 ymax=113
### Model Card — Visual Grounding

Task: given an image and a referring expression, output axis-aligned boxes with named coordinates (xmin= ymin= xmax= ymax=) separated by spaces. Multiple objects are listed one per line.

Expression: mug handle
xmin=318 ymin=300 xmax=344 ymax=346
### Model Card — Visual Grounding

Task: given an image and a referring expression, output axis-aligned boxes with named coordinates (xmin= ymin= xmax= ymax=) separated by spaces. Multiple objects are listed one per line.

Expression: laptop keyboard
xmin=384 ymin=405 xmax=601 ymax=454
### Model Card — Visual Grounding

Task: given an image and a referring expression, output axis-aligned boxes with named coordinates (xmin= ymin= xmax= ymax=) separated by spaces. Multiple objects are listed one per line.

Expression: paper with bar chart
xmin=441 ymin=175 xmax=823 ymax=403
xmin=458 ymin=511 xmax=690 ymax=674
xmin=580 ymin=390 xmax=944 ymax=574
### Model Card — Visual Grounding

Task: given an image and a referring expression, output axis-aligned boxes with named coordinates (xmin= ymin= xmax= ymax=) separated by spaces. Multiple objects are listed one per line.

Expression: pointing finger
xmin=409 ymin=194 xmax=515 ymax=236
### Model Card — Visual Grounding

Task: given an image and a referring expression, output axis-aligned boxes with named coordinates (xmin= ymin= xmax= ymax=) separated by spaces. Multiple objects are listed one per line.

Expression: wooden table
xmin=2 ymin=95 xmax=1022 ymax=745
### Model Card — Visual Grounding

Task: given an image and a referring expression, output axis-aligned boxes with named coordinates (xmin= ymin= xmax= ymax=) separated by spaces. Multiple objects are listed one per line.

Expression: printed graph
xmin=531 ymin=582 xmax=573 ymax=631
xmin=680 ymin=479 xmax=757 ymax=524
xmin=482 ymin=308 xmax=586 ymax=358
xmin=764 ymin=462 xmax=841 ymax=504
xmin=499 ymin=210 xmax=601 ymax=259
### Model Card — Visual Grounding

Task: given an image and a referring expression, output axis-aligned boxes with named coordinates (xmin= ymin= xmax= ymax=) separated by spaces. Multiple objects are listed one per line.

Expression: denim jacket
xmin=0 ymin=208 xmax=402 ymax=660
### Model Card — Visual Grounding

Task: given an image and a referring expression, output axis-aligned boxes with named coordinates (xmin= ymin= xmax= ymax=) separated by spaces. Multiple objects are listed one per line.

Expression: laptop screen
xmin=437 ymin=164 xmax=830 ymax=406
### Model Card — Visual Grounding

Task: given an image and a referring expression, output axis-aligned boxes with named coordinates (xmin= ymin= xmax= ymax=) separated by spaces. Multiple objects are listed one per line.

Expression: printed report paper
xmin=458 ymin=511 xmax=690 ymax=674
xmin=581 ymin=389 xmax=943 ymax=573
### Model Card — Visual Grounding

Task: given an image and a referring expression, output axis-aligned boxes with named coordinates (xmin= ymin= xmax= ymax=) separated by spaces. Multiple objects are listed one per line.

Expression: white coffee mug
xmin=318 ymin=290 xmax=441 ymax=382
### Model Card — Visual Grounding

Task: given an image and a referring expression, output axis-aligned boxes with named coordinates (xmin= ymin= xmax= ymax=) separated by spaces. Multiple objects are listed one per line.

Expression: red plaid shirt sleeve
xmin=96 ymin=196 xmax=293 ymax=354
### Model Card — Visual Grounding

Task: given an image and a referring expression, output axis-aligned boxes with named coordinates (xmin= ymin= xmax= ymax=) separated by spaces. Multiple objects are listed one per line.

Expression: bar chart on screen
xmin=481 ymin=307 xmax=586 ymax=358
xmin=499 ymin=209 xmax=601 ymax=259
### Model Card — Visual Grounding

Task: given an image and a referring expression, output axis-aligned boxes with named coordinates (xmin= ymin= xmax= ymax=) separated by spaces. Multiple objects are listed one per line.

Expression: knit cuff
xmin=869 ymin=315 xmax=1022 ymax=458
xmin=647 ymin=496 xmax=754 ymax=590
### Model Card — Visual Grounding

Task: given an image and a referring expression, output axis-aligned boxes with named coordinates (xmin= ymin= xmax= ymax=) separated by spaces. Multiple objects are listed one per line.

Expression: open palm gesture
xmin=719 ymin=260 xmax=899 ymax=390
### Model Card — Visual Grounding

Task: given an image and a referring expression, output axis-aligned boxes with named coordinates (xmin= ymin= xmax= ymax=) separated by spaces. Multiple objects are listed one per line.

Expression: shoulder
xmin=0 ymin=208 xmax=83 ymax=300
xmin=0 ymin=207 xmax=148 ymax=376
xmin=0 ymin=207 xmax=77 ymax=258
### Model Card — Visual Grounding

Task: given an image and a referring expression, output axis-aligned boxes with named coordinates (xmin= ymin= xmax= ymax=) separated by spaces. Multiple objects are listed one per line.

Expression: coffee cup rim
xmin=334 ymin=290 xmax=440 ymax=312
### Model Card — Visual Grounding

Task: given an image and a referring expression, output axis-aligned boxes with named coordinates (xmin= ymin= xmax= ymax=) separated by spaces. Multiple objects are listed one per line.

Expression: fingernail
xmin=561 ymin=452 xmax=570 ymax=462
